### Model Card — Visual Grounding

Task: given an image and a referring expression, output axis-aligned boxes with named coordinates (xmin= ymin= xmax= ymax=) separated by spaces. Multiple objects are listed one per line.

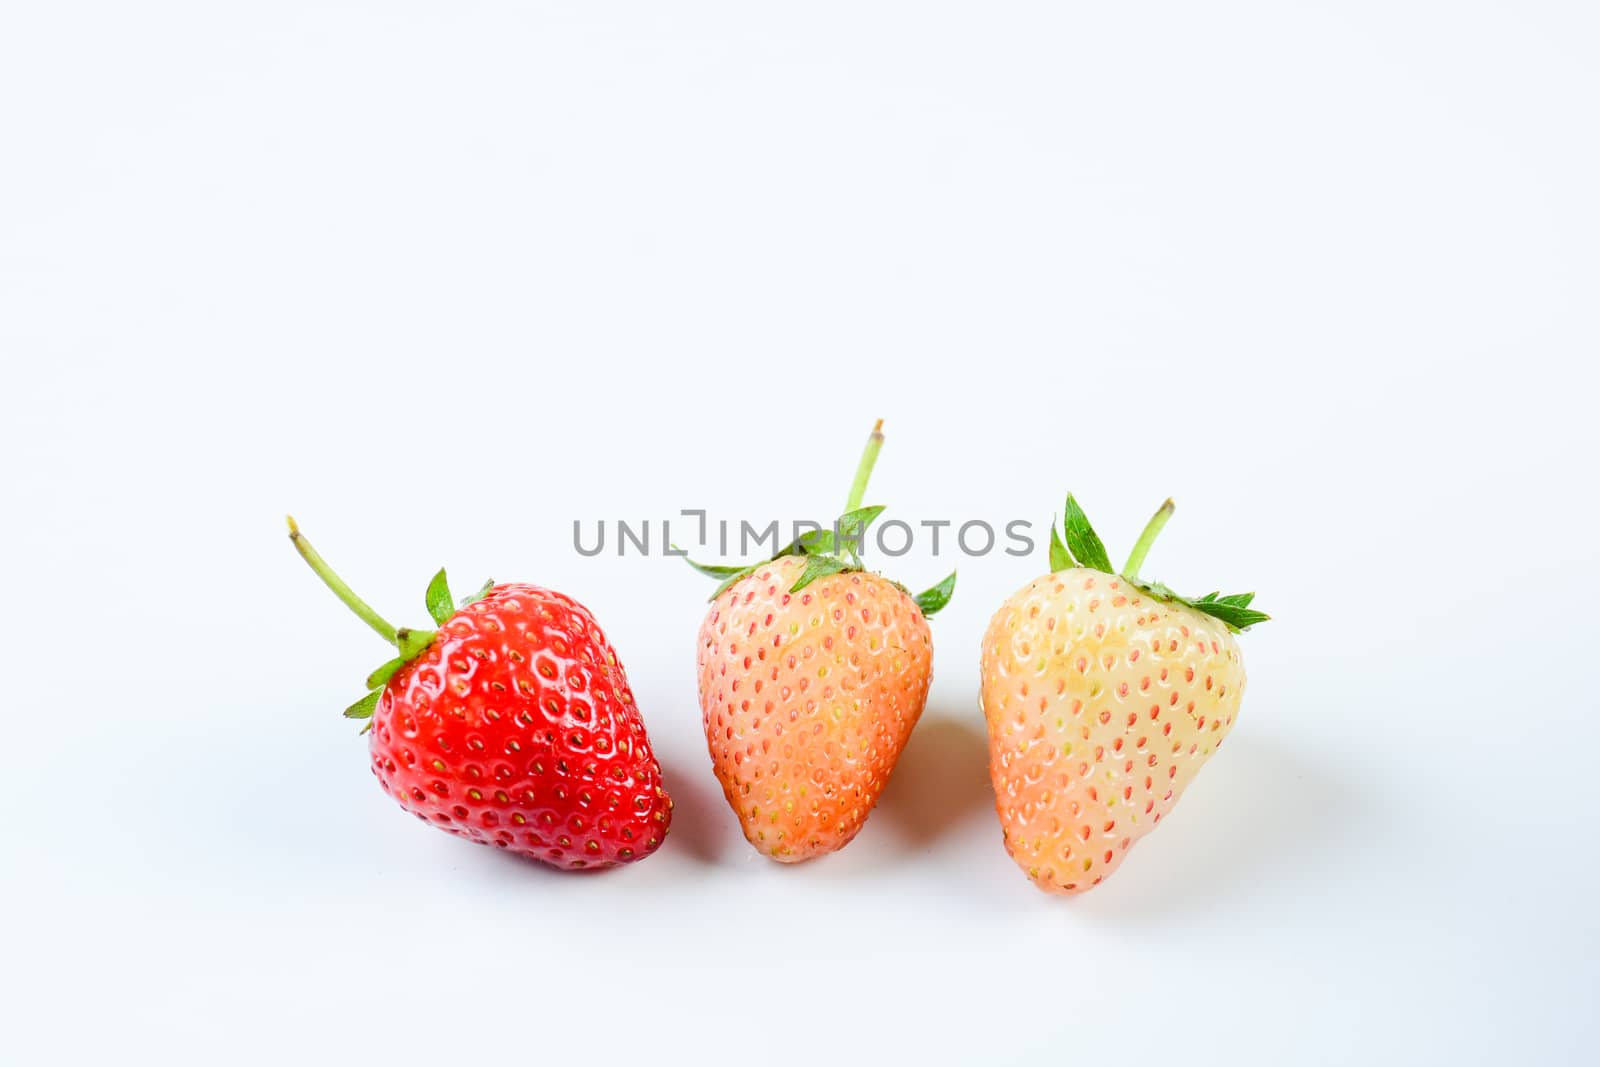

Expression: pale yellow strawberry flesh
xmin=981 ymin=568 xmax=1246 ymax=894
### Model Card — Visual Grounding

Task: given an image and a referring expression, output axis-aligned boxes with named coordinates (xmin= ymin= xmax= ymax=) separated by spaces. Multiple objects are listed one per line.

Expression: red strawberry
xmin=288 ymin=519 xmax=671 ymax=869
xmin=684 ymin=421 xmax=956 ymax=861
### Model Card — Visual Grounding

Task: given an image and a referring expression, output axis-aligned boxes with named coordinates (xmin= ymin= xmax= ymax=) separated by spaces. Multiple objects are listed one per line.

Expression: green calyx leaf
xmin=680 ymin=506 xmax=881 ymax=601
xmin=395 ymin=627 xmax=435 ymax=660
xmin=285 ymin=518 xmax=453 ymax=730
xmin=833 ymin=504 xmax=885 ymax=562
xmin=913 ymin=571 xmax=957 ymax=617
xmin=344 ymin=690 xmax=380 ymax=720
xmin=789 ymin=553 xmax=851 ymax=593
xmin=349 ymin=626 xmax=438 ymax=725
xmin=1200 ymin=602 xmax=1271 ymax=629
xmin=365 ymin=656 xmax=407 ymax=690
xmin=351 ymin=575 xmax=460 ymax=725
xmin=1048 ymin=522 xmax=1072 ymax=572
xmin=794 ymin=528 xmax=832 ymax=554
xmin=708 ymin=564 xmax=760 ymax=600
xmin=784 ymin=505 xmax=885 ymax=559
xmin=425 ymin=568 xmax=454 ymax=626
xmin=680 ymin=551 xmax=765 ymax=600
xmin=458 ymin=579 xmax=494 ymax=608
xmin=1196 ymin=591 xmax=1256 ymax=609
xmin=1044 ymin=493 xmax=1269 ymax=634
xmin=1187 ymin=589 xmax=1267 ymax=628
xmin=348 ymin=620 xmax=444 ymax=730
xmin=676 ymin=547 xmax=750 ymax=580
xmin=676 ymin=422 xmax=953 ymax=617
xmin=1061 ymin=494 xmax=1114 ymax=573
xmin=1132 ymin=578 xmax=1271 ymax=632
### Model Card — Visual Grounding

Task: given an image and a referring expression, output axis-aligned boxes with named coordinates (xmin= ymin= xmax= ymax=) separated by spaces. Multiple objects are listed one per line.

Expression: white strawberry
xmin=980 ymin=496 xmax=1268 ymax=894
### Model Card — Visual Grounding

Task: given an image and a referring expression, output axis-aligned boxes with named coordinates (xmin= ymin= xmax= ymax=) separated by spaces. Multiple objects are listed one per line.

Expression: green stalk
xmin=1121 ymin=498 xmax=1175 ymax=580
xmin=844 ymin=418 xmax=885 ymax=512
xmin=287 ymin=516 xmax=400 ymax=646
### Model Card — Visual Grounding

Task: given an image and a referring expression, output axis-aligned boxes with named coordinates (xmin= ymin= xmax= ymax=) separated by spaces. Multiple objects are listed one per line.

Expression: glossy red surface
xmin=368 ymin=583 xmax=671 ymax=869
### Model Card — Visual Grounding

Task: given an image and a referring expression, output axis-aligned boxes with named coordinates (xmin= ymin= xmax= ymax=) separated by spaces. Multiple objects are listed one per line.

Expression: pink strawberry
xmin=685 ymin=421 xmax=955 ymax=861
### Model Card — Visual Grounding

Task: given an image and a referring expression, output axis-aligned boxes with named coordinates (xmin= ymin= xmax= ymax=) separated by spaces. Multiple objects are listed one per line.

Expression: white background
xmin=3 ymin=2 xmax=1597 ymax=1063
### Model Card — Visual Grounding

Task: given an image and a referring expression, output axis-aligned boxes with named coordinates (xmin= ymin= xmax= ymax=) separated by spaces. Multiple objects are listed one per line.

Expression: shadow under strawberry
xmin=874 ymin=711 xmax=996 ymax=851
xmin=1067 ymin=726 xmax=1353 ymax=921
xmin=653 ymin=751 xmax=739 ymax=866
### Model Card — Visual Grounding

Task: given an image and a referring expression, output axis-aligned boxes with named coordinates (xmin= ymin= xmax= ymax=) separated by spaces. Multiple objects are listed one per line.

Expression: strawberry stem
xmin=287 ymin=516 xmax=400 ymax=647
xmin=844 ymin=418 xmax=885 ymax=512
xmin=1121 ymin=498 xmax=1174 ymax=580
